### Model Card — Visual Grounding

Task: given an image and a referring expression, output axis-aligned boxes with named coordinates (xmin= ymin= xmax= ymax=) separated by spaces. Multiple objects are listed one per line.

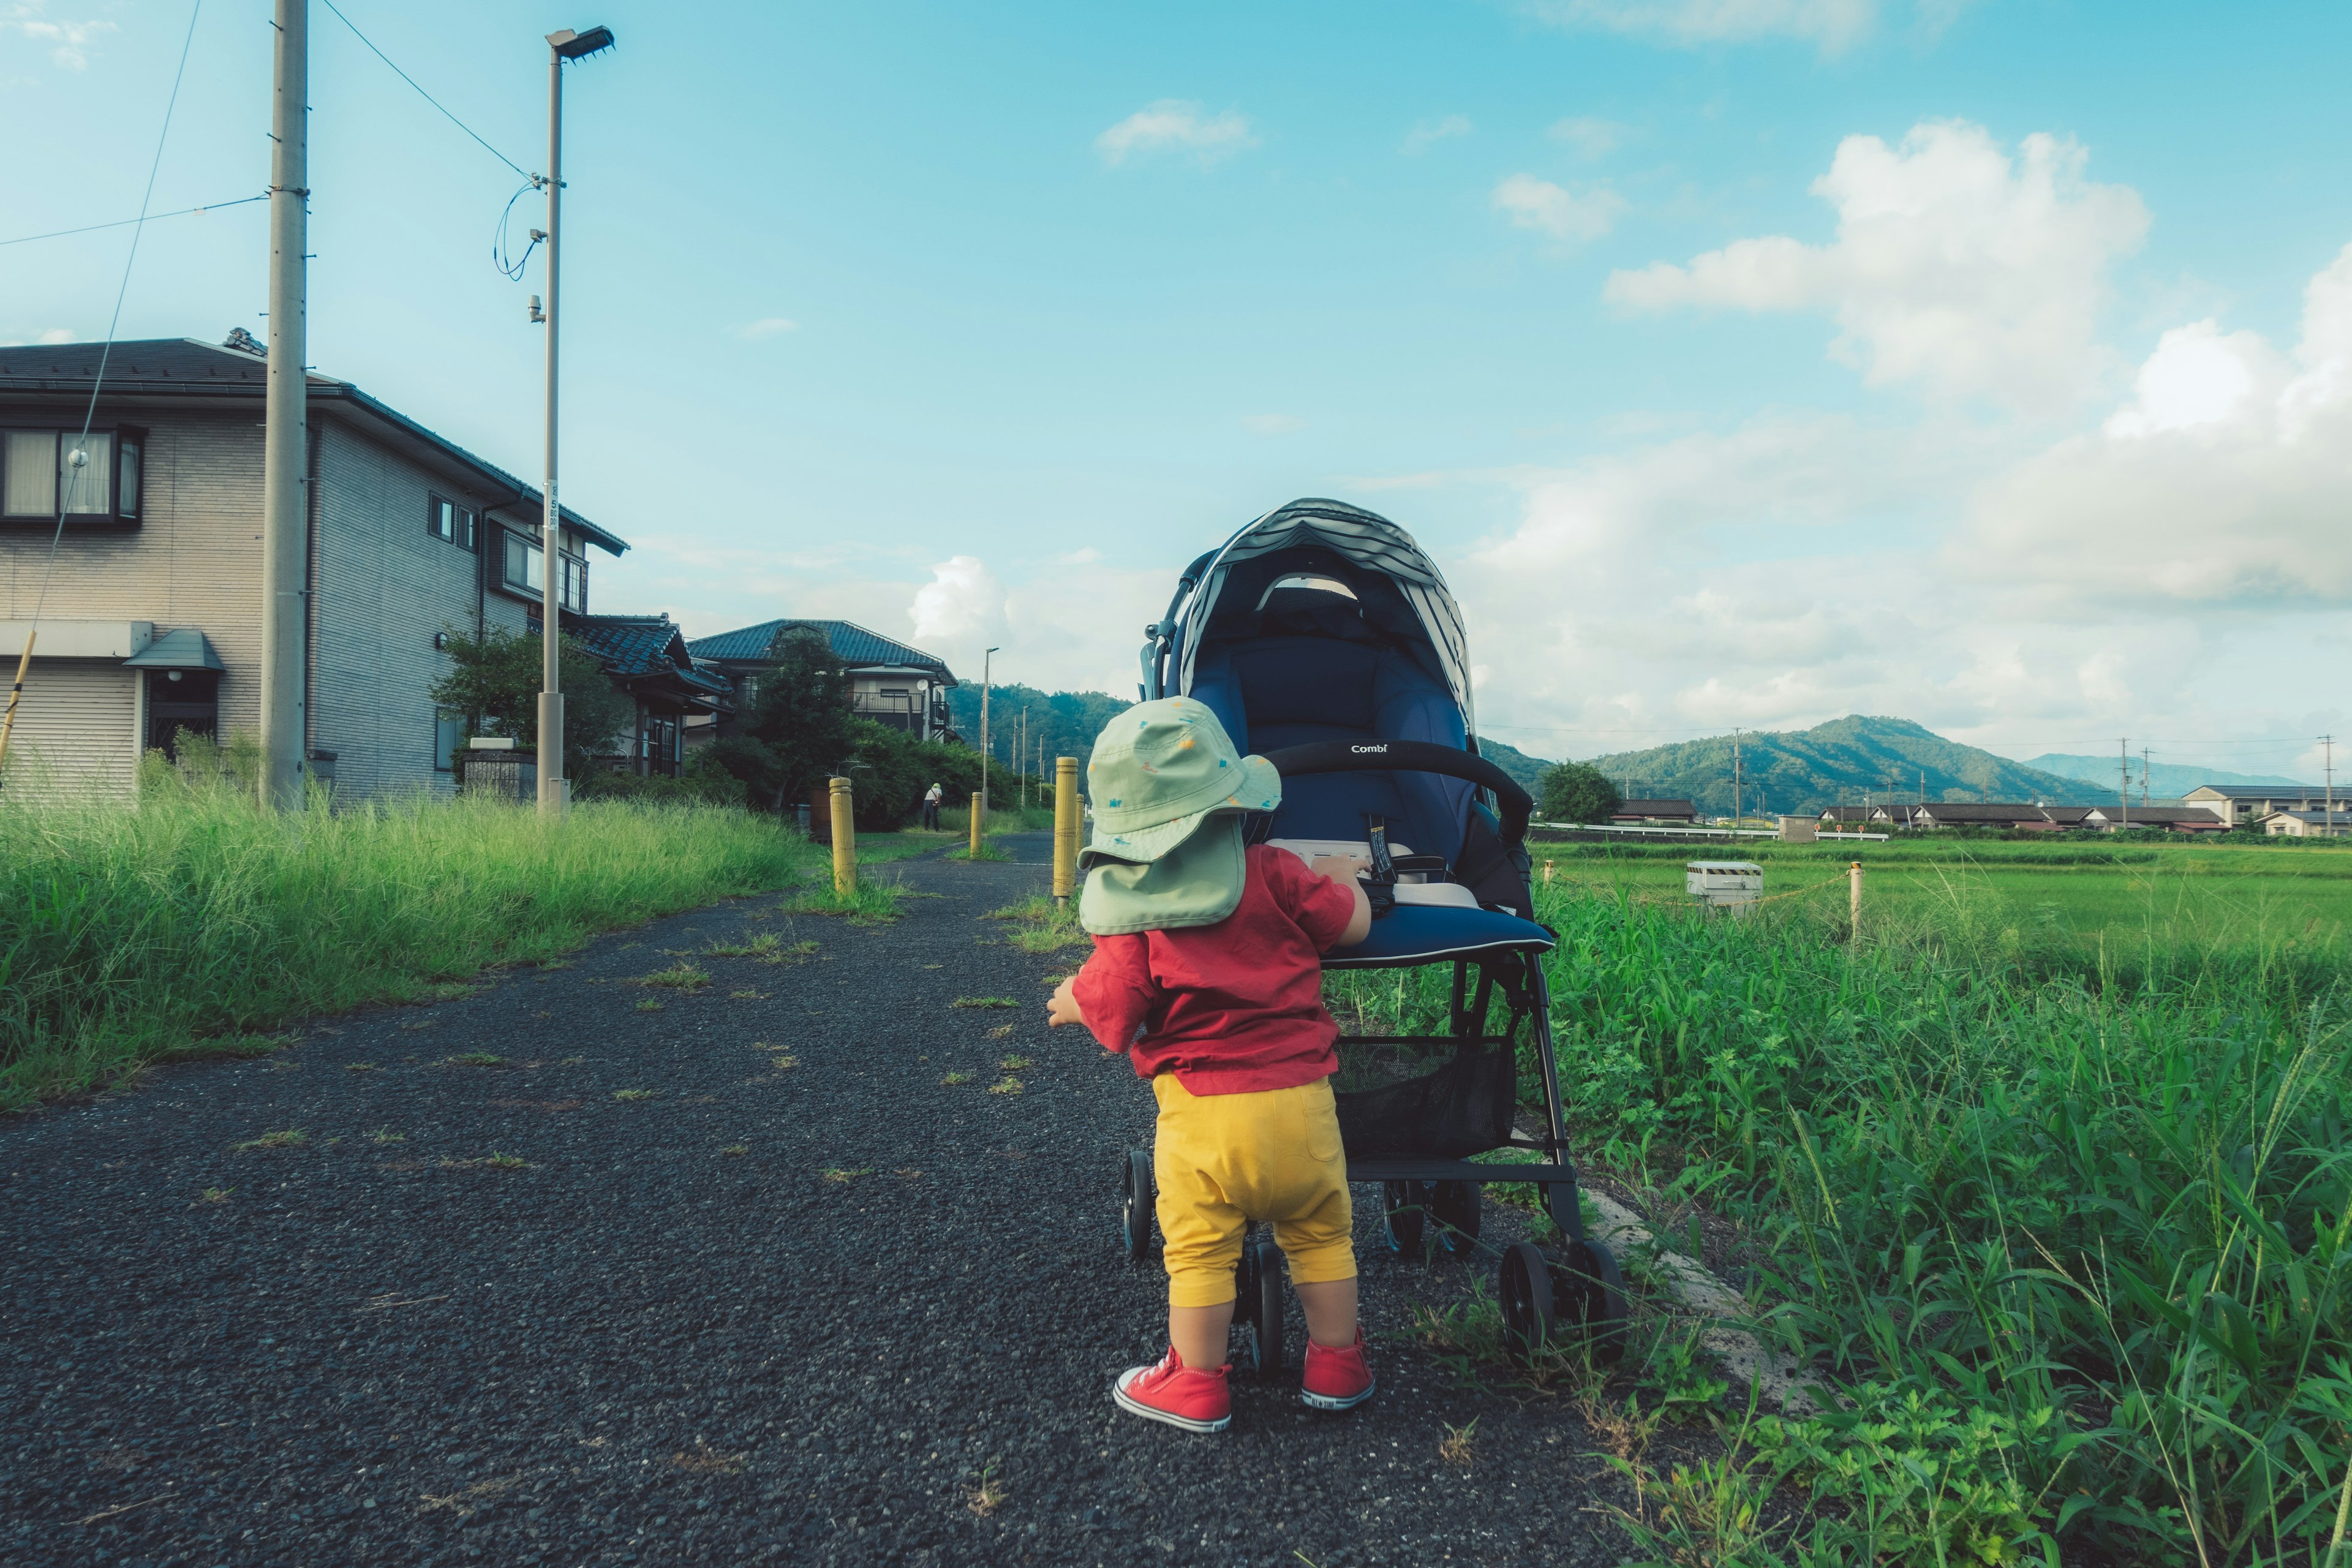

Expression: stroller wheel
xmin=1121 ymin=1149 xmax=1155 ymax=1263
xmin=1498 ymin=1242 xmax=1556 ymax=1362
xmin=1553 ymin=1237 xmax=1630 ymax=1365
xmin=1431 ymin=1180 xmax=1482 ymax=1254
xmin=1234 ymin=1237 xmax=1286 ymax=1381
xmin=1381 ymin=1180 xmax=1427 ymax=1257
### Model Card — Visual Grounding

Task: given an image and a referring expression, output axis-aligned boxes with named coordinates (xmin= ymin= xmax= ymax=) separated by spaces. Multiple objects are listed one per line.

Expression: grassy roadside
xmin=1327 ymin=877 xmax=2352 ymax=1565
xmin=0 ymin=767 xmax=826 ymax=1109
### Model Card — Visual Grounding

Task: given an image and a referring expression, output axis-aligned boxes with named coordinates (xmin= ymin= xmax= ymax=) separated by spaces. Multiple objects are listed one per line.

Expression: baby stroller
xmin=1115 ymin=498 xmax=1627 ymax=1376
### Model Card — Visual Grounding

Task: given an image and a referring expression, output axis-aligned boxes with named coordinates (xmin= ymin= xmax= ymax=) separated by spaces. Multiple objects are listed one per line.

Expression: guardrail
xmin=1528 ymin=821 xmax=1891 ymax=843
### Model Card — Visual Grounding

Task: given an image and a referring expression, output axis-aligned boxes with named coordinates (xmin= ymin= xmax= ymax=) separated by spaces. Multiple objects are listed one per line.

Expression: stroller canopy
xmin=1147 ymin=499 xmax=1477 ymax=740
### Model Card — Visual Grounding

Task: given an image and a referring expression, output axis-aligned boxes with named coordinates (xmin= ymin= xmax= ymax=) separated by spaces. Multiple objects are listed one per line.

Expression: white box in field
xmin=1686 ymin=861 xmax=1762 ymax=907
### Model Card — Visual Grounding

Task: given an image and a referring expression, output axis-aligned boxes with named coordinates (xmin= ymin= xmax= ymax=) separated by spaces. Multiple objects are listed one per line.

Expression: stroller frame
xmin=1113 ymin=499 xmax=1628 ymax=1376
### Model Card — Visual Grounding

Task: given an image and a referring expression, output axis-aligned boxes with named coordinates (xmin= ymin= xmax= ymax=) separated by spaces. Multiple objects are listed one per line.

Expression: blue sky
xmin=7 ymin=0 xmax=2351 ymax=777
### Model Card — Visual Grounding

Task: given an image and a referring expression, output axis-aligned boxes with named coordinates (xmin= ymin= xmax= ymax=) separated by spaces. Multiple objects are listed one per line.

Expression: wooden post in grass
xmin=968 ymin=788 xmax=984 ymax=859
xmin=829 ymin=776 xmax=856 ymax=895
xmin=1053 ymin=755 xmax=1079 ymax=904
xmin=1849 ymin=861 xmax=1862 ymax=941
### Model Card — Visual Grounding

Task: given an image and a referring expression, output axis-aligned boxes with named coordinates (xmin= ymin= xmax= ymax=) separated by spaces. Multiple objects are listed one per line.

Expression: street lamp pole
xmin=535 ymin=24 xmax=614 ymax=818
xmin=979 ymin=645 xmax=1000 ymax=818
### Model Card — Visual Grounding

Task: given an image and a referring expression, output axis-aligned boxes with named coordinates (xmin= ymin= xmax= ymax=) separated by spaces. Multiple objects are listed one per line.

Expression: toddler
xmin=1047 ymin=697 xmax=1373 ymax=1433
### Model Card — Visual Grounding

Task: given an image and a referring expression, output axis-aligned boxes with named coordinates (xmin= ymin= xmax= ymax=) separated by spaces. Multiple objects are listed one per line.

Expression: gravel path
xmin=4 ymin=833 xmax=1629 ymax=1567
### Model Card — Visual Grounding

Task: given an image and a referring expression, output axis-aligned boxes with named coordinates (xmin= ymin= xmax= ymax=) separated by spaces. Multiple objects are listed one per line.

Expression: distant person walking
xmin=922 ymin=782 xmax=943 ymax=831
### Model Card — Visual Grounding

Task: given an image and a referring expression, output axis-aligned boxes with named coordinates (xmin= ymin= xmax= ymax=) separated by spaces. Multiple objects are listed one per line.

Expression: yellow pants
xmin=1152 ymin=1073 xmax=1357 ymax=1308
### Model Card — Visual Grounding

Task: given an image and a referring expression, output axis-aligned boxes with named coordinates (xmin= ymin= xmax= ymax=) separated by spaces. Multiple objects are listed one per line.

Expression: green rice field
xmin=1333 ymin=837 xmax=2352 ymax=1566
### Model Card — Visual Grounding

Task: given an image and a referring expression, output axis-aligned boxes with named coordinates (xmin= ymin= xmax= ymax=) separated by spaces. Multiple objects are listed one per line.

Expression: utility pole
xmin=1018 ymin=707 xmax=1028 ymax=810
xmin=979 ymin=645 xmax=999 ymax=821
xmin=2119 ymin=738 xmax=2129 ymax=832
xmin=2326 ymin=734 xmax=2336 ymax=837
xmin=258 ymin=0 xmax=309 ymax=809
xmin=535 ymin=24 xmax=614 ymax=818
xmin=1732 ymin=729 xmax=1742 ymax=827
xmin=2139 ymin=746 xmax=2150 ymax=807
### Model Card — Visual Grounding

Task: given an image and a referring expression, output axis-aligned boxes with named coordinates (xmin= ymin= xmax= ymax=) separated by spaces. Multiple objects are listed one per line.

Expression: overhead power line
xmin=318 ymin=0 xmax=532 ymax=180
xmin=0 ymin=193 xmax=266 ymax=249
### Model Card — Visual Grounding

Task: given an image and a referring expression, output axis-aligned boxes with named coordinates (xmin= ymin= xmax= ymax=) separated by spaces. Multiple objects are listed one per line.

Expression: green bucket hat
xmin=1077 ymin=697 xmax=1281 ymax=935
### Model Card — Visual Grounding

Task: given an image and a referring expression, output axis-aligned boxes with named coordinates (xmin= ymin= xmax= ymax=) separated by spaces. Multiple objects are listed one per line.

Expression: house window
xmin=428 ymin=496 xmax=476 ymax=549
xmin=1 ymin=426 xmax=143 ymax=521
xmin=499 ymin=528 xmax=586 ymax=611
xmin=145 ymin=668 xmax=219 ymax=758
xmin=434 ymin=709 xmax=467 ymax=773
xmin=502 ymin=528 xmax=545 ymax=593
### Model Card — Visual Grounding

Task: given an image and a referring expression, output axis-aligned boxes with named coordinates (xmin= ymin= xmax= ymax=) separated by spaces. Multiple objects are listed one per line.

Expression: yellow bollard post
xmin=1542 ymin=861 xmax=1553 ymax=884
xmin=968 ymin=788 xmax=984 ymax=859
xmin=1848 ymin=860 xmax=1862 ymax=941
xmin=1052 ymin=756 xmax=1079 ymax=904
xmin=829 ymin=776 xmax=856 ymax=897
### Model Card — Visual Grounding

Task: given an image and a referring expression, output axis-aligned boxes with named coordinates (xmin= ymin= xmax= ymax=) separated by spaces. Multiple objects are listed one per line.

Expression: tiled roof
xmin=572 ymin=614 xmax=730 ymax=696
xmin=687 ymin=619 xmax=957 ymax=683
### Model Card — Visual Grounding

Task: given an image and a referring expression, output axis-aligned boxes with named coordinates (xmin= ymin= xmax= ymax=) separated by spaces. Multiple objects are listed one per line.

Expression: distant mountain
xmin=1474 ymin=736 xmax=1555 ymax=794
xmin=1585 ymin=715 xmax=2097 ymax=817
xmin=2025 ymin=753 xmax=2310 ymax=797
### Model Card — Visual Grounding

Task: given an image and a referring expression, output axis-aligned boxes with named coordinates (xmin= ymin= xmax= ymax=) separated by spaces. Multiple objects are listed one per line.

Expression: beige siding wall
xmin=0 ymin=409 xmax=265 ymax=741
xmin=1 ymin=399 xmax=604 ymax=804
xmin=1 ymin=659 xmax=138 ymax=799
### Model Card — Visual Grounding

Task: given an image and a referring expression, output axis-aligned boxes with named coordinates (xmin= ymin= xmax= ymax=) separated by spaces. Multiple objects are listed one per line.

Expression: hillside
xmin=2026 ymin=753 xmax=2309 ymax=796
xmin=1586 ymin=715 xmax=2095 ymax=817
xmin=944 ymin=684 xmax=1560 ymax=796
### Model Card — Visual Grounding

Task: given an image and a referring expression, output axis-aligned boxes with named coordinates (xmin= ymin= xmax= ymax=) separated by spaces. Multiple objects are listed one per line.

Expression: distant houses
xmin=2261 ymin=807 xmax=2352 ymax=837
xmin=2182 ymin=784 xmax=2335 ymax=826
xmin=1611 ymin=798 xmax=1699 ymax=824
xmin=684 ymin=619 xmax=959 ymax=750
xmin=1820 ymin=801 xmax=2232 ymax=833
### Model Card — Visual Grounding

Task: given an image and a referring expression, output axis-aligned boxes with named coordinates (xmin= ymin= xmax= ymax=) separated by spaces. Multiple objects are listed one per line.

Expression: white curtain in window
xmin=61 ymin=432 xmax=111 ymax=514
xmin=4 ymin=431 xmax=56 ymax=517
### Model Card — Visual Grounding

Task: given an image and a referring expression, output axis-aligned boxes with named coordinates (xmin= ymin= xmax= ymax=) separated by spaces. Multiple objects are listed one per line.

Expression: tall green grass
xmin=0 ymin=758 xmax=813 ymax=1107
xmin=1332 ymin=881 xmax=2352 ymax=1564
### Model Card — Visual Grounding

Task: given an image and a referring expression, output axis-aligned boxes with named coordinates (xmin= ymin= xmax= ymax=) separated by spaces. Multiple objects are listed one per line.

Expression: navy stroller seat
xmin=1113 ymin=498 xmax=1628 ymax=1372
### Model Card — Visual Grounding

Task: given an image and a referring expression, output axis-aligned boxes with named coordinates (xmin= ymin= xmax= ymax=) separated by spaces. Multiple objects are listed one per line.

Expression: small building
xmin=2082 ymin=805 xmax=2229 ymax=833
xmin=2038 ymin=805 xmax=2095 ymax=831
xmin=2185 ymin=783 xmax=2325 ymax=826
xmin=2260 ymin=807 xmax=2351 ymax=838
xmin=687 ymin=619 xmax=958 ymax=744
xmin=569 ymin=614 xmax=732 ymax=777
xmin=1913 ymin=802 xmax=2061 ymax=831
xmin=1611 ymin=797 xmax=1698 ymax=824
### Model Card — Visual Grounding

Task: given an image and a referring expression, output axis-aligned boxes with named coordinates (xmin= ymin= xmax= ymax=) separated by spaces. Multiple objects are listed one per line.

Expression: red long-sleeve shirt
xmin=1072 ymin=844 xmax=1360 ymax=1095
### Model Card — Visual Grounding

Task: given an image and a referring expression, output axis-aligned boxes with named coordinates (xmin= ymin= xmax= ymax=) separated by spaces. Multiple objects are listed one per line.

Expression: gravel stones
xmin=2 ymin=834 xmax=1626 ymax=1565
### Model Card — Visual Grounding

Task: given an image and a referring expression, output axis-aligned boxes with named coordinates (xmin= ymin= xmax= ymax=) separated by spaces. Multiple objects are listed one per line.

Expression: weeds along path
xmin=2 ymin=831 xmax=1636 ymax=1567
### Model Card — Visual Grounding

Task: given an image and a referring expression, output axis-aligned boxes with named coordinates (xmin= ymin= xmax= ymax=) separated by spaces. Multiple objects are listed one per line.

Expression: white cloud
xmin=1605 ymin=121 xmax=2149 ymax=411
xmin=1492 ymin=174 xmax=1627 ymax=246
xmin=1096 ymin=100 xmax=1257 ymax=168
xmin=910 ymin=556 xmax=1009 ymax=650
xmin=1521 ymin=0 xmax=1880 ymax=54
xmin=1402 ymin=115 xmax=1472 ymax=155
xmin=1548 ymin=116 xmax=1627 ymax=159
xmin=2 ymin=5 xmax=115 ymax=70
xmin=735 ymin=317 xmax=797 ymax=341
xmin=1241 ymin=413 xmax=1306 ymax=436
xmin=1956 ymin=242 xmax=2352 ymax=606
xmin=36 ymin=327 xmax=72 ymax=344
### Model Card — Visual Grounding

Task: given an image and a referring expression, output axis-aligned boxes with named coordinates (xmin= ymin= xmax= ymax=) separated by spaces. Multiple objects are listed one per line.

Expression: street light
xmin=979 ymin=646 xmax=1001 ymax=817
xmin=535 ymin=22 xmax=616 ymax=817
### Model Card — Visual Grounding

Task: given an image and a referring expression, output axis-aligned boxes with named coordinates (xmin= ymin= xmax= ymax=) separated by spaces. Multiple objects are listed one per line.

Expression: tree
xmin=1537 ymin=761 xmax=1621 ymax=825
xmin=428 ymin=624 xmax=634 ymax=780
xmin=698 ymin=626 xmax=860 ymax=813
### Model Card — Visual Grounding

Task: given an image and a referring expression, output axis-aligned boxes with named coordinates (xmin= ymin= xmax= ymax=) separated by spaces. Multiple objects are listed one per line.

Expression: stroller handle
xmin=1258 ymin=741 xmax=1534 ymax=846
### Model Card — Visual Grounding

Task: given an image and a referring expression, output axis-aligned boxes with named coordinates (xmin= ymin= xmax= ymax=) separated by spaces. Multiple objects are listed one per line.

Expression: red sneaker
xmin=1301 ymin=1327 xmax=1375 ymax=1411
xmin=1112 ymin=1346 xmax=1231 ymax=1434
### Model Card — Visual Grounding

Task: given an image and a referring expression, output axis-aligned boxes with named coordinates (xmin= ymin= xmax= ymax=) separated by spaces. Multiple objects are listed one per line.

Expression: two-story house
xmin=684 ymin=619 xmax=959 ymax=746
xmin=0 ymin=333 xmax=712 ymax=799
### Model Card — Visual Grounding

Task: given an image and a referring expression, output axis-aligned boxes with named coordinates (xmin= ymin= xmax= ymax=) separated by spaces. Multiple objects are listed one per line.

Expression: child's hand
xmin=1308 ymin=853 xmax=1370 ymax=884
xmin=1047 ymin=974 xmax=1087 ymax=1031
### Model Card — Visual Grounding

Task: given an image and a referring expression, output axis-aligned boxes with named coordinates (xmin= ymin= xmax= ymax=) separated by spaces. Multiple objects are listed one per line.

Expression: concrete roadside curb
xmin=1581 ymin=1187 xmax=1820 ymax=1414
